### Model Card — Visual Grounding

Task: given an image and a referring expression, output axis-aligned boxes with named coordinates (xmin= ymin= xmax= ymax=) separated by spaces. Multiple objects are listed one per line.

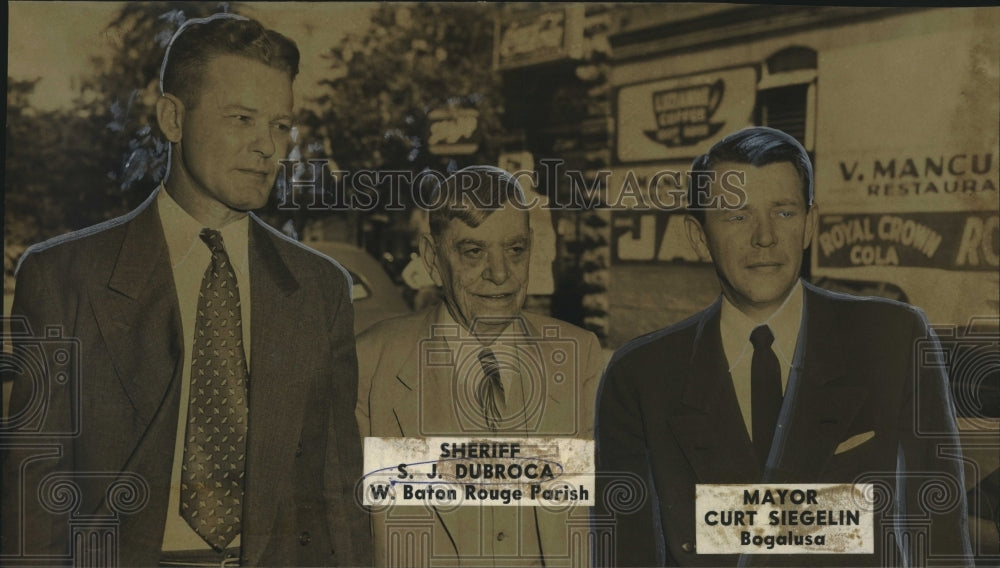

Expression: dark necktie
xmin=476 ymin=348 xmax=505 ymax=431
xmin=750 ymin=324 xmax=782 ymax=467
xmin=181 ymin=228 xmax=249 ymax=550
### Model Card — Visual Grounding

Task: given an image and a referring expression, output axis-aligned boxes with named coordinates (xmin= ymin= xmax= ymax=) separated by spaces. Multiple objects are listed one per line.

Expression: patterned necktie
xmin=476 ymin=348 xmax=505 ymax=431
xmin=181 ymin=228 xmax=249 ymax=550
xmin=750 ymin=324 xmax=782 ymax=467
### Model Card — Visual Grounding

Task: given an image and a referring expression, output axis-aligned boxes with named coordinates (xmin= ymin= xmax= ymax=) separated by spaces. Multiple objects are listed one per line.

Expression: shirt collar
xmin=436 ymin=303 xmax=527 ymax=348
xmin=720 ymin=280 xmax=804 ymax=370
xmin=157 ymin=185 xmax=250 ymax=275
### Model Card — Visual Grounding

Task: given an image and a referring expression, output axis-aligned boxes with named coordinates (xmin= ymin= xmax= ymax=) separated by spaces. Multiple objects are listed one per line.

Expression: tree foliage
xmin=87 ymin=2 xmax=234 ymax=195
xmin=6 ymin=2 xmax=510 ymax=284
xmin=287 ymin=3 xmax=508 ymax=259
xmin=299 ymin=3 xmax=506 ymax=176
xmin=5 ymin=2 xmax=231 ymax=285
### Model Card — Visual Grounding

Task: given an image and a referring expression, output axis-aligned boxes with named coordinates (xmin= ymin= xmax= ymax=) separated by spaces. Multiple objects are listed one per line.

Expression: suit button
xmin=681 ymin=541 xmax=695 ymax=553
xmin=295 ymin=443 xmax=303 ymax=457
xmin=299 ymin=531 xmax=311 ymax=546
xmin=497 ymin=532 xmax=506 ymax=541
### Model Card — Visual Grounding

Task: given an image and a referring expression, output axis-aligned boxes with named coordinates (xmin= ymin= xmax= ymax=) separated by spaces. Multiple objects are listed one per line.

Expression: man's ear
xmin=419 ymin=234 xmax=444 ymax=287
xmin=802 ymin=202 xmax=819 ymax=250
xmin=684 ymin=214 xmax=712 ymax=262
xmin=156 ymin=94 xmax=184 ymax=143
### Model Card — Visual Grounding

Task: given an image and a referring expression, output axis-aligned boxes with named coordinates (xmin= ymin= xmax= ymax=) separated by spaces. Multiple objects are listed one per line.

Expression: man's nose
xmin=482 ymin=252 xmax=511 ymax=284
xmin=753 ymin=217 xmax=777 ymax=247
xmin=250 ymin=126 xmax=277 ymax=158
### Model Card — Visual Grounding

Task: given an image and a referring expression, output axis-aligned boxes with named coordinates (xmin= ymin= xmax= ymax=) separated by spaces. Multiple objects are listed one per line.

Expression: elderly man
xmin=1 ymin=14 xmax=370 ymax=566
xmin=595 ymin=127 xmax=971 ymax=567
xmin=357 ymin=165 xmax=604 ymax=567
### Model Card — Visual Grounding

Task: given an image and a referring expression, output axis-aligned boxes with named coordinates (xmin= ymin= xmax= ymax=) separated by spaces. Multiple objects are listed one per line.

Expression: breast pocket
xmin=822 ymin=431 xmax=884 ymax=481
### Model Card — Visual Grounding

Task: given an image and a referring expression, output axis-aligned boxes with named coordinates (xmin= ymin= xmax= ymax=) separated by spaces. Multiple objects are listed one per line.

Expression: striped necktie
xmin=476 ymin=348 xmax=505 ymax=431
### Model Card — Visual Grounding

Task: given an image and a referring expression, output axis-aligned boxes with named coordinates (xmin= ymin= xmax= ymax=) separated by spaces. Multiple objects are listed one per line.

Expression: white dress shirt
xmin=435 ymin=307 xmax=543 ymax=565
xmin=157 ymin=187 xmax=251 ymax=551
xmin=720 ymin=281 xmax=804 ymax=440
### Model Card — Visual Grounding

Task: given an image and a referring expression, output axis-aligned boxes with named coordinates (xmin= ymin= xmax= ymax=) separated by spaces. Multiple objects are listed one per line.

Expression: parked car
xmin=302 ymin=240 xmax=412 ymax=333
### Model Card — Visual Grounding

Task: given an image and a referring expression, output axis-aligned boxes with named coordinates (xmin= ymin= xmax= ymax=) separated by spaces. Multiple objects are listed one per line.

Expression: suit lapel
xmin=379 ymin=307 xmax=466 ymax=558
xmin=769 ymin=285 xmax=868 ymax=482
xmin=86 ymin=191 xmax=185 ymax=550
xmin=241 ymin=218 xmax=303 ymax=565
xmin=518 ymin=316 xmax=570 ymax=437
xmin=385 ymin=348 xmax=423 ymax=437
xmin=386 ymin=309 xmax=588 ymax=559
xmin=667 ymin=300 xmax=761 ymax=482
xmin=514 ymin=316 xmax=577 ymax=563
xmin=90 ymin=191 xmax=183 ymax=434
xmin=391 ymin=306 xmax=460 ymax=436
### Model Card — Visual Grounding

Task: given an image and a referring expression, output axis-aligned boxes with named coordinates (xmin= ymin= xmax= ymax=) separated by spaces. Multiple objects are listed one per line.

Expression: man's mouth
xmin=476 ymin=293 xmax=515 ymax=300
xmin=237 ymin=168 xmax=272 ymax=178
xmin=746 ymin=261 xmax=783 ymax=269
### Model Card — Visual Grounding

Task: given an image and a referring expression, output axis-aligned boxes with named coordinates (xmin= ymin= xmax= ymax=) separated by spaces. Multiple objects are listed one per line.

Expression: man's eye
xmin=273 ymin=122 xmax=292 ymax=133
xmin=509 ymin=245 xmax=526 ymax=256
xmin=462 ymin=247 xmax=484 ymax=259
xmin=777 ymin=210 xmax=796 ymax=218
xmin=231 ymin=115 xmax=252 ymax=124
xmin=728 ymin=214 xmax=746 ymax=222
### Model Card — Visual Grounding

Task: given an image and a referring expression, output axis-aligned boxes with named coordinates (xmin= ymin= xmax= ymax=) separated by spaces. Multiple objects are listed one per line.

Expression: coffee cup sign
xmin=617 ymin=66 xmax=756 ymax=162
xmin=644 ymin=79 xmax=726 ymax=148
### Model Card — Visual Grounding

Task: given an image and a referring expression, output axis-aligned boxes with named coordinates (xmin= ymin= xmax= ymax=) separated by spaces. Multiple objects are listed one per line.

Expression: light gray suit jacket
xmin=356 ymin=304 xmax=604 ymax=567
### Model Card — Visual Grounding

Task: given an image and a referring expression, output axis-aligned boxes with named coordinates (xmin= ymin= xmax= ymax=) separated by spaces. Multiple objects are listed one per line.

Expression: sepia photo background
xmin=5 ymin=1 xmax=999 ymax=564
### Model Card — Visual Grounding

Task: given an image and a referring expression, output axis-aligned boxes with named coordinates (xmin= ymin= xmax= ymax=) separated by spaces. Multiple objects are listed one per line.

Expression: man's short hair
xmin=427 ymin=166 xmax=527 ymax=237
xmin=687 ymin=126 xmax=814 ymax=221
xmin=160 ymin=13 xmax=299 ymax=108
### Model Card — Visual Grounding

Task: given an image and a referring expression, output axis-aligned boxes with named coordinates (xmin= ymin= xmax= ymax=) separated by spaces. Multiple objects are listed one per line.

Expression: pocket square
xmin=834 ymin=431 xmax=875 ymax=455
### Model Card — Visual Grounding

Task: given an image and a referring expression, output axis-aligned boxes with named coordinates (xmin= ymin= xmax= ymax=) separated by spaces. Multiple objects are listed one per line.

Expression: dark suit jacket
xmin=1 ymin=190 xmax=372 ymax=566
xmin=594 ymin=282 xmax=971 ymax=567
xmin=356 ymin=304 xmax=604 ymax=567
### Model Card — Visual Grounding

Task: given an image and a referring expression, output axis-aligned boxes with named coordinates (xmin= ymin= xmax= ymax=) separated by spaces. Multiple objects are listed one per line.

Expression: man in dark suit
xmin=1 ymin=14 xmax=370 ymax=566
xmin=594 ymin=127 xmax=972 ymax=567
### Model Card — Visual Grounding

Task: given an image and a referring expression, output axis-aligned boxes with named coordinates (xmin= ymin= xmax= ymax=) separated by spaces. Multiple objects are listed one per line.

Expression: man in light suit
xmin=1 ymin=14 xmax=370 ymax=566
xmin=594 ymin=127 xmax=972 ymax=566
xmin=356 ymin=166 xmax=604 ymax=567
